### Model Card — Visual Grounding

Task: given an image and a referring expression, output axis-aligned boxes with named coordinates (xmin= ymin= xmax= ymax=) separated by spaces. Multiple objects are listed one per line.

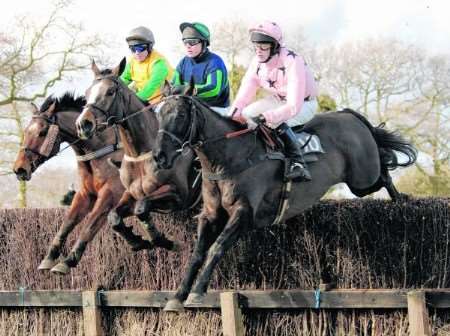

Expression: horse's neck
xmin=119 ymin=94 xmax=157 ymax=156
xmin=197 ymin=104 xmax=261 ymax=171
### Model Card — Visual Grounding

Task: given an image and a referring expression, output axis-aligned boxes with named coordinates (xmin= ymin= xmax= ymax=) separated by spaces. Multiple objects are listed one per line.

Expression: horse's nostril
xmin=154 ymin=152 xmax=167 ymax=168
xmin=15 ymin=168 xmax=29 ymax=180
xmin=81 ymin=120 xmax=94 ymax=133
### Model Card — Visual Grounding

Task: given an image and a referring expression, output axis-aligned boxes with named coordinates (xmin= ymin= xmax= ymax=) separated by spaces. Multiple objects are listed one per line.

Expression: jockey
xmin=230 ymin=21 xmax=318 ymax=181
xmin=173 ymin=22 xmax=230 ymax=115
xmin=120 ymin=26 xmax=174 ymax=105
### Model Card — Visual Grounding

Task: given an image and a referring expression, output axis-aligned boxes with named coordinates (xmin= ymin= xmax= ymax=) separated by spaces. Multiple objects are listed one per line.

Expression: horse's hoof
xmin=37 ymin=258 xmax=58 ymax=271
xmin=134 ymin=199 xmax=148 ymax=217
xmin=50 ymin=262 xmax=70 ymax=275
xmin=163 ymin=299 xmax=185 ymax=312
xmin=184 ymin=293 xmax=205 ymax=306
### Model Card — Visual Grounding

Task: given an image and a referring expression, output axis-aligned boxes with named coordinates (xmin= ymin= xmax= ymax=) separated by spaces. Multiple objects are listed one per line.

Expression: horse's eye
xmin=24 ymin=148 xmax=35 ymax=157
xmin=106 ymin=88 xmax=115 ymax=96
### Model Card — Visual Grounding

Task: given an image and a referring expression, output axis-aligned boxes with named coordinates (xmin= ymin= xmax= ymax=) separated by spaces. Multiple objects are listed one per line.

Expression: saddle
xmin=258 ymin=124 xmax=325 ymax=163
xmin=204 ymin=124 xmax=325 ymax=181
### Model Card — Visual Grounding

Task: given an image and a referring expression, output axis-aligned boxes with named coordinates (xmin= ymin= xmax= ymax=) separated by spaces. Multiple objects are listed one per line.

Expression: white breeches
xmin=242 ymin=95 xmax=318 ymax=128
xmin=210 ymin=106 xmax=230 ymax=117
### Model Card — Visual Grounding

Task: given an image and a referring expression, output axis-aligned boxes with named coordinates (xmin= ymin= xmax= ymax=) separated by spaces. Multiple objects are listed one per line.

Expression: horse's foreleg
xmin=135 ymin=198 xmax=178 ymax=251
xmin=51 ymin=187 xmax=114 ymax=275
xmin=108 ymin=192 xmax=153 ymax=251
xmin=186 ymin=202 xmax=250 ymax=305
xmin=164 ymin=212 xmax=220 ymax=312
xmin=38 ymin=191 xmax=93 ymax=271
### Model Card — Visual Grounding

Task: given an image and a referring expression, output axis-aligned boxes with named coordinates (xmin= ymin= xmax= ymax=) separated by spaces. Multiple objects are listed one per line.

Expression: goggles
xmin=183 ymin=38 xmax=202 ymax=46
xmin=252 ymin=42 xmax=272 ymax=51
xmin=129 ymin=44 xmax=148 ymax=53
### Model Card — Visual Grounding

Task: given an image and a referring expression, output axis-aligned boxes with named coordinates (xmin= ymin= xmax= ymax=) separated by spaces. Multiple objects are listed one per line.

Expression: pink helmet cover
xmin=249 ymin=21 xmax=283 ymax=44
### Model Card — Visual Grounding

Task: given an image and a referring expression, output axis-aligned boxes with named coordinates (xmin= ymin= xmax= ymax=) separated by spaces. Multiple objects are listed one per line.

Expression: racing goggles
xmin=252 ymin=42 xmax=272 ymax=51
xmin=129 ymin=44 xmax=148 ymax=53
xmin=183 ymin=38 xmax=202 ymax=46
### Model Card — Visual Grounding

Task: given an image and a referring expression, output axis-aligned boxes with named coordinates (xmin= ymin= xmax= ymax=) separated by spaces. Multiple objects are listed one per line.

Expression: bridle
xmin=157 ymin=96 xmax=255 ymax=154
xmin=157 ymin=96 xmax=203 ymax=153
xmin=84 ymin=75 xmax=161 ymax=130
xmin=23 ymin=107 xmax=123 ymax=171
xmin=84 ymin=76 xmax=128 ymax=128
xmin=22 ymin=113 xmax=80 ymax=171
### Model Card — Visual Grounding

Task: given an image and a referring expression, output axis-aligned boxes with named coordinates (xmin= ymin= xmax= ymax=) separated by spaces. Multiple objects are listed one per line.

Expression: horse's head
xmin=76 ymin=58 xmax=128 ymax=139
xmin=161 ymin=80 xmax=198 ymax=98
xmin=13 ymin=101 xmax=61 ymax=181
xmin=153 ymin=83 xmax=198 ymax=170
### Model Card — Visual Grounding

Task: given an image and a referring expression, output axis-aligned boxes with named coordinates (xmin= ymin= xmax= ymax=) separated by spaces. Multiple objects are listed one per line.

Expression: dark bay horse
xmin=75 ymin=59 xmax=200 ymax=251
xmin=153 ymin=89 xmax=417 ymax=311
xmin=13 ymin=93 xmax=160 ymax=275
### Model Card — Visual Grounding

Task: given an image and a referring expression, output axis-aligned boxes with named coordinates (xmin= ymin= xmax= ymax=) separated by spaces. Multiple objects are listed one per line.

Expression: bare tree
xmin=392 ymin=55 xmax=450 ymax=195
xmin=284 ymin=24 xmax=319 ymax=70
xmin=317 ymin=38 xmax=422 ymax=122
xmin=210 ymin=18 xmax=251 ymax=97
xmin=0 ymin=0 xmax=105 ymax=207
xmin=316 ymin=37 xmax=450 ymax=195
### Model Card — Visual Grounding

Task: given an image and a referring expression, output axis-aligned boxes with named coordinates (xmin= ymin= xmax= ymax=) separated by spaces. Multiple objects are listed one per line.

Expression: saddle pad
xmin=296 ymin=132 xmax=325 ymax=155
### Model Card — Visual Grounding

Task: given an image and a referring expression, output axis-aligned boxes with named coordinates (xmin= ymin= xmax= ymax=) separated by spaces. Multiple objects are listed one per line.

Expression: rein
xmin=89 ymin=75 xmax=162 ymax=128
xmin=25 ymin=112 xmax=121 ymax=167
xmin=82 ymin=75 xmax=164 ymax=161
xmin=23 ymin=115 xmax=81 ymax=166
xmin=158 ymin=96 xmax=256 ymax=152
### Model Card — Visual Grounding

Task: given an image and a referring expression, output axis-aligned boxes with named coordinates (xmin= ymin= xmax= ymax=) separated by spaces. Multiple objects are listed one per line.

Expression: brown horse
xmin=75 ymin=59 xmax=200 ymax=253
xmin=13 ymin=93 xmax=165 ymax=275
xmin=152 ymin=88 xmax=417 ymax=311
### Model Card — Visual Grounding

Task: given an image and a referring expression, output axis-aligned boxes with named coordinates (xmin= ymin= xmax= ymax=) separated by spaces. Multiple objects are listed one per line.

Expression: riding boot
xmin=277 ymin=123 xmax=312 ymax=181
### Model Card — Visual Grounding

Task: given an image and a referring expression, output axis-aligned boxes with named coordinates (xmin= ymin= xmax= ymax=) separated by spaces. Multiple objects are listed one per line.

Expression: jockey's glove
xmin=246 ymin=115 xmax=265 ymax=130
xmin=250 ymin=115 xmax=266 ymax=125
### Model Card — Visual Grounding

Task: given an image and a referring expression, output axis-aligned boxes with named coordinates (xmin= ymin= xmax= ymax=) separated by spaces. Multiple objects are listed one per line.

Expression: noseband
xmin=84 ymin=76 xmax=130 ymax=126
xmin=22 ymin=114 xmax=65 ymax=170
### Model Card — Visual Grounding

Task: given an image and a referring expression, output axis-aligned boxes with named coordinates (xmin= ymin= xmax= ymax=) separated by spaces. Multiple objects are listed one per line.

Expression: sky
xmin=2 ymin=0 xmax=449 ymax=60
xmin=1 ymin=0 xmax=447 ymax=176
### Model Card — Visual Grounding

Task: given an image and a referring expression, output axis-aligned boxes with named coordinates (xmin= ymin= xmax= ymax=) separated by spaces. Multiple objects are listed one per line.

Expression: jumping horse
xmin=13 ymin=93 xmax=164 ymax=275
xmin=75 ymin=59 xmax=200 ymax=257
xmin=152 ymin=83 xmax=417 ymax=311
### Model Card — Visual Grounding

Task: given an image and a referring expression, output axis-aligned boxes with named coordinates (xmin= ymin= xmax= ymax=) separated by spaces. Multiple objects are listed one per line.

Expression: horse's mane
xmin=185 ymin=95 xmax=246 ymax=130
xmin=40 ymin=92 xmax=86 ymax=114
xmin=202 ymin=98 xmax=248 ymax=131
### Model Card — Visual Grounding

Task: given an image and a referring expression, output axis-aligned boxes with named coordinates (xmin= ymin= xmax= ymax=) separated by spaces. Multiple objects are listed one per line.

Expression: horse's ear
xmin=46 ymin=102 xmax=57 ymax=116
xmin=183 ymin=77 xmax=196 ymax=96
xmin=91 ymin=59 xmax=101 ymax=76
xmin=112 ymin=57 xmax=127 ymax=77
xmin=162 ymin=80 xmax=172 ymax=97
xmin=30 ymin=102 xmax=39 ymax=115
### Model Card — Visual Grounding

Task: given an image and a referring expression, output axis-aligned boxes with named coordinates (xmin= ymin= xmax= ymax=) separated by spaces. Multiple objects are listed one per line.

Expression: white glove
xmin=246 ymin=118 xmax=258 ymax=130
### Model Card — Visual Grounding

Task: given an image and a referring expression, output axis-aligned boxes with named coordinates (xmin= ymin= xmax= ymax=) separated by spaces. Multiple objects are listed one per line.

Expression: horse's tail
xmin=339 ymin=108 xmax=417 ymax=170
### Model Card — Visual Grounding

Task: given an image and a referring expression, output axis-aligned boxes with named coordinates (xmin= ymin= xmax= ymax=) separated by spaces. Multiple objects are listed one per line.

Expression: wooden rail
xmin=1 ymin=289 xmax=448 ymax=335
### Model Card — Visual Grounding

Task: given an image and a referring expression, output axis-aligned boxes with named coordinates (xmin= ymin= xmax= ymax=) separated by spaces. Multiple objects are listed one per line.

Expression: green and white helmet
xmin=126 ymin=26 xmax=155 ymax=46
xmin=179 ymin=22 xmax=210 ymax=46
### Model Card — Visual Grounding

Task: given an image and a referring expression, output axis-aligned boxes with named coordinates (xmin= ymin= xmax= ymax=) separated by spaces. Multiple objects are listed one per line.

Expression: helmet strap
xmin=194 ymin=42 xmax=208 ymax=61
xmin=259 ymin=43 xmax=280 ymax=63
xmin=272 ymin=42 xmax=281 ymax=56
